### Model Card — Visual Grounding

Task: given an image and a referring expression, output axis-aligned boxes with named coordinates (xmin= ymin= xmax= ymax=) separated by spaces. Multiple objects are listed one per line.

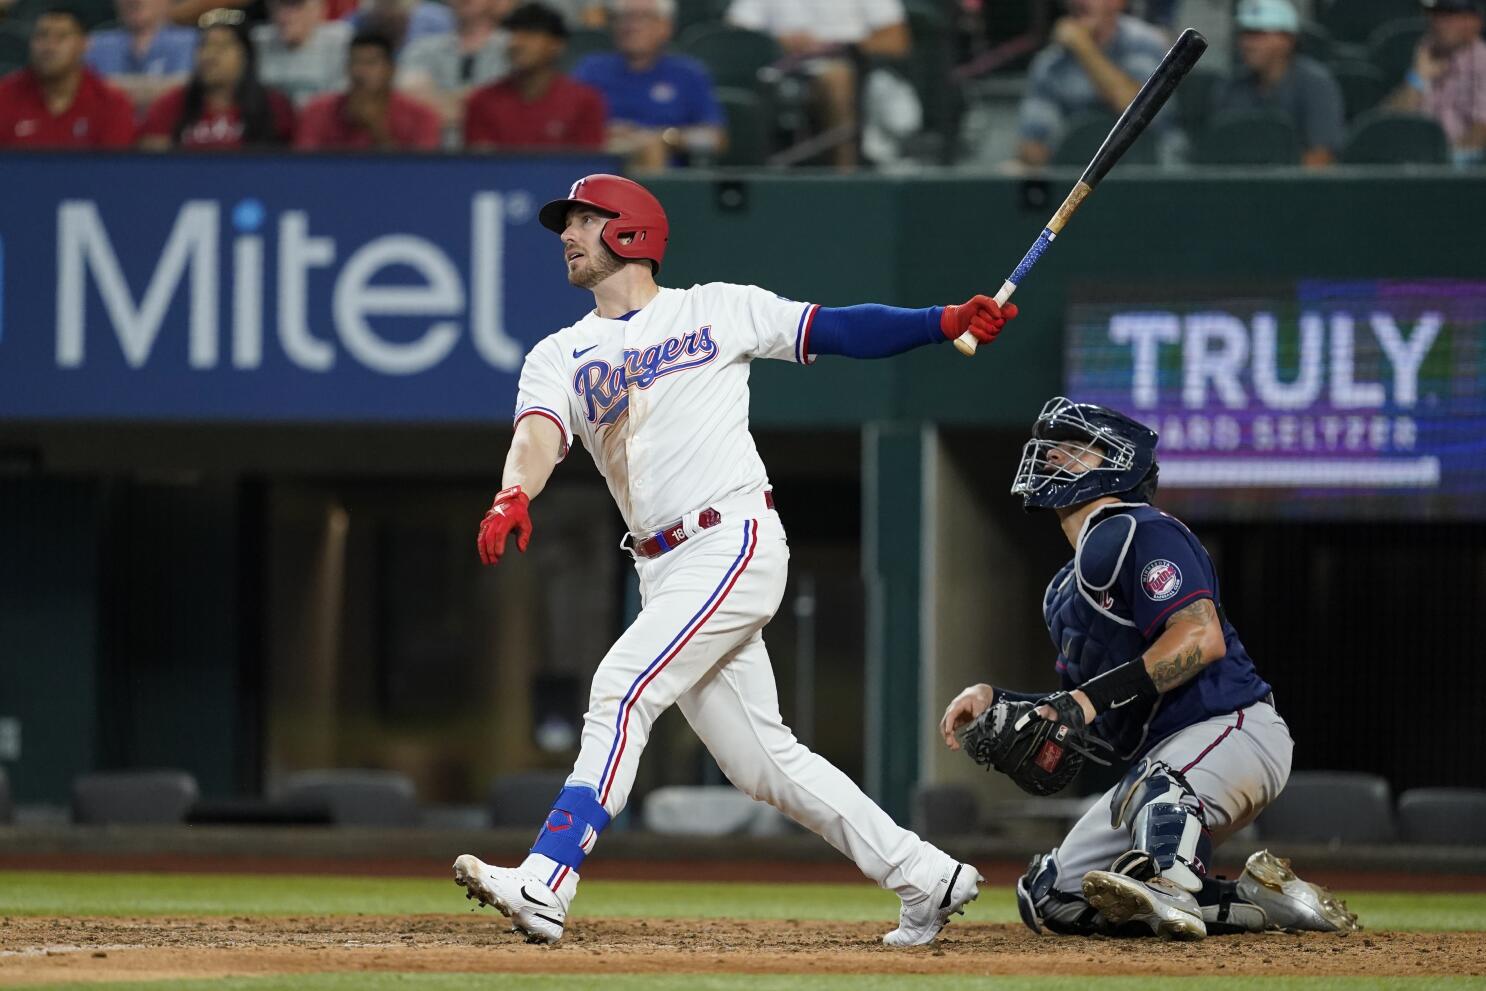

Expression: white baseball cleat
xmin=1082 ymin=870 xmax=1207 ymax=940
xmin=452 ymin=854 xmax=570 ymax=944
xmin=882 ymin=862 xmax=983 ymax=947
xmin=1237 ymin=849 xmax=1361 ymax=933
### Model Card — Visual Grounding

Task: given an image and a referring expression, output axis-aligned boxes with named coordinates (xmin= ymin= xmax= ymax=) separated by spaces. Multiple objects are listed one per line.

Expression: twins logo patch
xmin=1140 ymin=559 xmax=1182 ymax=601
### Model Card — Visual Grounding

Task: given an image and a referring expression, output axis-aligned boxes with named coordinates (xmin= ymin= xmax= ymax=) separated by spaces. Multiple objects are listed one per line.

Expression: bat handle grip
xmin=952 ymin=280 xmax=1017 ymax=356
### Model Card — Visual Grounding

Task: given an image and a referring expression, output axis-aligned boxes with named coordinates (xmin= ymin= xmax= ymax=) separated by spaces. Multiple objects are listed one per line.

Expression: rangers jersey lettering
xmin=514 ymin=282 xmax=819 ymax=532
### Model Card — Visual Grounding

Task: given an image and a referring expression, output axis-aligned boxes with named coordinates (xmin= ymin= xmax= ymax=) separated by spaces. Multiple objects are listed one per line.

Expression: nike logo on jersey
xmin=574 ymin=325 xmax=719 ymax=426
xmin=573 ymin=344 xmax=599 ymax=359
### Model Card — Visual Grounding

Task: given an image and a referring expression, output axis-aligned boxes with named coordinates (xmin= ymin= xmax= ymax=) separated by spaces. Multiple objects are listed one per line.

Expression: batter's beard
xmin=568 ymin=244 xmax=627 ymax=289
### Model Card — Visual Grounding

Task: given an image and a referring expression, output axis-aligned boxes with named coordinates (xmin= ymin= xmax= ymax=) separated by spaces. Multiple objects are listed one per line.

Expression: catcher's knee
xmin=1016 ymin=851 xmax=1104 ymax=936
xmin=1108 ymin=759 xmax=1211 ymax=893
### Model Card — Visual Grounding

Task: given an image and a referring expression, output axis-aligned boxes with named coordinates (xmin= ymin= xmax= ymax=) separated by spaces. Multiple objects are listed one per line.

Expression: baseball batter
xmin=941 ymin=397 xmax=1359 ymax=939
xmin=453 ymin=174 xmax=1017 ymax=946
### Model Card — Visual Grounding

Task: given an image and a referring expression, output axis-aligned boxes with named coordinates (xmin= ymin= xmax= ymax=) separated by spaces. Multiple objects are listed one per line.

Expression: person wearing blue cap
xmin=1209 ymin=0 xmax=1345 ymax=167
xmin=1388 ymin=0 xmax=1486 ymax=166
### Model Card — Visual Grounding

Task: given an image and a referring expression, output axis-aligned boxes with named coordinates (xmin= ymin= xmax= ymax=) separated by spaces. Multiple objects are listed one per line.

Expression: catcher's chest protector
xmin=1042 ymin=511 xmax=1147 ymax=686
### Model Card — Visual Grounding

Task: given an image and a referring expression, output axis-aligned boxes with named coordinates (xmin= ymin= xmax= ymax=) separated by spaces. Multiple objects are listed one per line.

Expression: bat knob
xmin=953 ymin=333 xmax=979 ymax=357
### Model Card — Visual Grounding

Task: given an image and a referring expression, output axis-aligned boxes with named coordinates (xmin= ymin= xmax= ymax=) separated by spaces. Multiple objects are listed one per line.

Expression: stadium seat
xmin=561 ymin=27 xmax=611 ymax=71
xmin=1319 ymin=0 xmax=1419 ymax=45
xmin=1257 ymin=771 xmax=1395 ymax=844
xmin=676 ymin=24 xmax=781 ymax=91
xmin=1193 ymin=109 xmax=1302 ymax=165
xmin=715 ymin=86 xmax=770 ymax=165
xmin=1297 ymin=20 xmax=1333 ymax=62
xmin=674 ymin=0 xmax=728 ymax=33
xmin=1053 ymin=111 xmax=1156 ymax=167
xmin=1398 ymin=788 xmax=1486 ymax=846
xmin=0 ymin=765 xmax=11 ymax=824
xmin=1330 ymin=59 xmax=1387 ymax=121
xmin=488 ymin=769 xmax=571 ymax=827
xmin=911 ymin=783 xmax=979 ymax=838
xmin=1176 ymin=70 xmax=1221 ymax=138
xmin=902 ymin=0 xmax=961 ymax=159
xmin=1367 ymin=17 xmax=1428 ymax=87
xmin=0 ymin=22 xmax=28 ymax=76
xmin=277 ymin=769 xmax=419 ymax=827
xmin=642 ymin=785 xmax=793 ymax=836
xmin=1341 ymin=110 xmax=1449 ymax=164
xmin=72 ymin=769 xmax=199 ymax=825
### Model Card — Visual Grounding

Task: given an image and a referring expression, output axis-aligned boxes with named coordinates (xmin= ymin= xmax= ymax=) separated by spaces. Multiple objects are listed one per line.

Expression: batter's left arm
xmin=806 ymin=297 xmax=1017 ymax=360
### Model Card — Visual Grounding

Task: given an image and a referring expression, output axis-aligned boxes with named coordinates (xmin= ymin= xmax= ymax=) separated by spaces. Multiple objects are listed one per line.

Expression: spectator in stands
xmin=296 ymin=30 xmax=439 ymax=146
xmin=1015 ymin=0 xmax=1168 ymax=166
xmin=351 ymin=0 xmax=454 ymax=51
xmin=463 ymin=2 xmax=605 ymax=148
xmin=1388 ymin=0 xmax=1486 ymax=166
xmin=397 ymin=0 xmax=512 ymax=133
xmin=254 ymin=0 xmax=352 ymax=106
xmin=572 ymin=0 xmax=723 ymax=168
xmin=138 ymin=13 xmax=295 ymax=148
xmin=726 ymin=0 xmax=909 ymax=169
xmin=85 ymin=0 xmax=197 ymax=111
xmin=1209 ymin=0 xmax=1344 ymax=167
xmin=0 ymin=7 xmax=135 ymax=146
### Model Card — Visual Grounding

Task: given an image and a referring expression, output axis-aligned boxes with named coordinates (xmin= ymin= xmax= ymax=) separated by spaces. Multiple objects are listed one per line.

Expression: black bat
xmin=955 ymin=28 xmax=1208 ymax=355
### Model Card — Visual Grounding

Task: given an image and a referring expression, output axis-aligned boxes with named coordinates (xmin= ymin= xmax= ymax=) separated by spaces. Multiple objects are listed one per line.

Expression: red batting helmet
xmin=539 ymin=174 xmax=669 ymax=274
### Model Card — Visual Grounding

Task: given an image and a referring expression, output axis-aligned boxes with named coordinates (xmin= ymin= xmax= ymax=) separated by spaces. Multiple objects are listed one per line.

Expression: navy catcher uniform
xmin=941 ymin=397 xmax=1359 ymax=939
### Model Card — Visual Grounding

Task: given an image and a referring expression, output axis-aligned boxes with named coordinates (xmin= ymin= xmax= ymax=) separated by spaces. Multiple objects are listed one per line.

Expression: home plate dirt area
xmin=2 ymin=915 xmax=1484 ymax=984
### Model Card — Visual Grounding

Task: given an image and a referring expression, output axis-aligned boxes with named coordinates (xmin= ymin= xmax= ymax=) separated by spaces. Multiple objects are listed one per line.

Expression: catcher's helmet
xmin=539 ymin=174 xmax=669 ymax=274
xmin=1011 ymin=397 xmax=1159 ymax=510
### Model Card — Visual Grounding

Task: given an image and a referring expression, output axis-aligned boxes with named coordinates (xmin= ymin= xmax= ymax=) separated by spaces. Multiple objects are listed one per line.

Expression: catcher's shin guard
xmin=1108 ymin=759 xmax=1210 ymax=893
xmin=1016 ymin=851 xmax=1105 ymax=936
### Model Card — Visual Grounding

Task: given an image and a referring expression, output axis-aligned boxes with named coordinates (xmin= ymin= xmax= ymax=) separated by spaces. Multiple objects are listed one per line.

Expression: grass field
xmin=3 ymin=871 xmax=1485 ymax=990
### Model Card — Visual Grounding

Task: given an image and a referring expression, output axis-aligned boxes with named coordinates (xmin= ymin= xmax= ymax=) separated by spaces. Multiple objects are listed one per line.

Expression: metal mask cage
xmin=1009 ymin=397 xmax=1140 ymax=499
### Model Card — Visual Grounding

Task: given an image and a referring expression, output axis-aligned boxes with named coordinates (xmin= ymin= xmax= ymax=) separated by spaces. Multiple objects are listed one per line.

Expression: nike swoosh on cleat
xmin=573 ymin=345 xmax=599 ymax=359
xmin=532 ymin=912 xmax=565 ymax=927
xmin=520 ymin=884 xmax=555 ymax=908
xmin=939 ymin=865 xmax=964 ymax=910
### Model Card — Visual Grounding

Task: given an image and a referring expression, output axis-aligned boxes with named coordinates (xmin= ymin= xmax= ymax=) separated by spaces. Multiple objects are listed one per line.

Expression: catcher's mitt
xmin=955 ymin=697 xmax=1113 ymax=797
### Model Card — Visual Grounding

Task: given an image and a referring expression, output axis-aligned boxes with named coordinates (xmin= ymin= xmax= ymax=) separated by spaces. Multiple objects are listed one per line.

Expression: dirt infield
xmin=3 ymin=915 xmax=1483 ymax=984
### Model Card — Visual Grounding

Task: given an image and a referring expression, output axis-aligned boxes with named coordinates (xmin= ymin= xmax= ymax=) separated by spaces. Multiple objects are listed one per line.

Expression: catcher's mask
xmin=1011 ymin=397 xmax=1159 ymax=510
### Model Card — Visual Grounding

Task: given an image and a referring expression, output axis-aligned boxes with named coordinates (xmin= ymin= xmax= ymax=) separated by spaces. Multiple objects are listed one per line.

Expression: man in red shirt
xmin=296 ymin=31 xmax=441 ymax=149
xmin=0 ymin=7 xmax=135 ymax=148
xmin=463 ymin=2 xmax=605 ymax=149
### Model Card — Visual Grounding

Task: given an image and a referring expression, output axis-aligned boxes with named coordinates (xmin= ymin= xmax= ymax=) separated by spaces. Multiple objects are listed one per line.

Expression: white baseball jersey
xmin=507 ymin=279 xmax=961 ymax=917
xmin=513 ymin=282 xmax=820 ymax=534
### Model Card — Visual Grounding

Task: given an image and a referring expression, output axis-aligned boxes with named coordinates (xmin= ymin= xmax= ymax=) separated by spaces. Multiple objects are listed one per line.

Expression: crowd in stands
xmin=0 ymin=0 xmax=1481 ymax=167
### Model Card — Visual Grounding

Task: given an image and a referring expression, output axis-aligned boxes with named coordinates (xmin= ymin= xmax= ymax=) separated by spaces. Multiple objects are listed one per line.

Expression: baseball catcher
xmin=941 ymin=397 xmax=1359 ymax=940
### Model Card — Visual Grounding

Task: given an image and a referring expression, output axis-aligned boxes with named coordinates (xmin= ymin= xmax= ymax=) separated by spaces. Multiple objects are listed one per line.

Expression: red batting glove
xmin=477 ymin=485 xmax=532 ymax=565
xmin=940 ymin=295 xmax=1019 ymax=346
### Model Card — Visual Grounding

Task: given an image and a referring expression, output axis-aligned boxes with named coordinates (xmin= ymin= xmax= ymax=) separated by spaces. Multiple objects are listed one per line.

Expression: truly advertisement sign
xmin=0 ymin=154 xmax=613 ymax=420
xmin=1065 ymin=281 xmax=1486 ymax=519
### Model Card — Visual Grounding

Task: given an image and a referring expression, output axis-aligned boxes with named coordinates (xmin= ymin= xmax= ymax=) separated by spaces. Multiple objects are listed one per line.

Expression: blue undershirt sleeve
xmin=807 ymin=303 xmax=946 ymax=360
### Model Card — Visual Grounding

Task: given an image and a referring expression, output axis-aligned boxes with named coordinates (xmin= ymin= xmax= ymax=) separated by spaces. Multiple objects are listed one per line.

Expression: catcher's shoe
xmin=1237 ymin=849 xmax=1360 ymax=933
xmin=1082 ymin=871 xmax=1207 ymax=941
xmin=882 ymin=862 xmax=983 ymax=947
xmin=452 ymin=854 xmax=570 ymax=944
